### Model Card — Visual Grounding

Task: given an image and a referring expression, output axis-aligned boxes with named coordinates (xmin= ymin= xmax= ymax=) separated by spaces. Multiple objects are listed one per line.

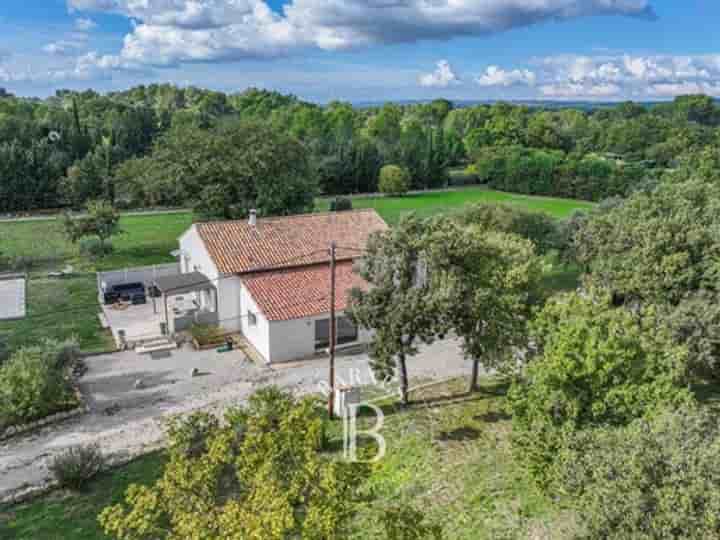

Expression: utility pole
xmin=328 ymin=241 xmax=337 ymax=419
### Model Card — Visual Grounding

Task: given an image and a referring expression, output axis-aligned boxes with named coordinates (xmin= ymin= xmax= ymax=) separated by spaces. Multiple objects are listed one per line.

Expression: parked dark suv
xmin=103 ymin=282 xmax=147 ymax=305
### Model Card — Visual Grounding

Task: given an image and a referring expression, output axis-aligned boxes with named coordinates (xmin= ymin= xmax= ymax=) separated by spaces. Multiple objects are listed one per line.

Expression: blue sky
xmin=0 ymin=1 xmax=719 ymax=102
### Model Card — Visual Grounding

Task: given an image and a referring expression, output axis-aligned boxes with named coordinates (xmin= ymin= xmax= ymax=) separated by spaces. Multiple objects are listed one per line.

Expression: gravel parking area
xmin=0 ymin=339 xmax=470 ymax=502
xmin=81 ymin=346 xmax=261 ymax=416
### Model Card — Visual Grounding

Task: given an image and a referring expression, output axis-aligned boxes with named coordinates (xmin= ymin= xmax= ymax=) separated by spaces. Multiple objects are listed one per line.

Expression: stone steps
xmin=136 ymin=337 xmax=176 ymax=355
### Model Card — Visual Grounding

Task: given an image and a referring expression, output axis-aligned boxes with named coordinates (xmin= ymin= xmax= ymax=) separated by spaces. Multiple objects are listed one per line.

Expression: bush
xmin=165 ymin=411 xmax=220 ymax=458
xmin=457 ymin=203 xmax=561 ymax=255
xmin=0 ymin=334 xmax=8 ymax=366
xmin=79 ymin=237 xmax=114 ymax=257
xmin=190 ymin=324 xmax=225 ymax=346
xmin=382 ymin=505 xmax=443 ymax=539
xmin=0 ymin=338 xmax=79 ymax=427
xmin=664 ymin=290 xmax=720 ymax=380
xmin=50 ymin=443 xmax=105 ymax=490
xmin=555 ymin=405 xmax=720 ymax=539
xmin=100 ymin=387 xmax=368 ymax=540
xmin=448 ymin=167 xmax=479 ymax=186
xmin=507 ymin=289 xmax=692 ymax=485
xmin=575 ymin=179 xmax=720 ymax=305
xmin=329 ymin=196 xmax=353 ymax=212
xmin=379 ymin=165 xmax=411 ymax=196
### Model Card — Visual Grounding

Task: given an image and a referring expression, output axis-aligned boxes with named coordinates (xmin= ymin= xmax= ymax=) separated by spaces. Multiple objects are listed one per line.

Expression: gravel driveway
xmin=0 ymin=339 xmax=469 ymax=503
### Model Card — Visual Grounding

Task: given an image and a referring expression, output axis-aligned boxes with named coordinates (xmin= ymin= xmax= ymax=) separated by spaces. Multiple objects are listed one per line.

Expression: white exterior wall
xmin=178 ymin=225 xmax=242 ymax=332
xmin=239 ymin=284 xmax=271 ymax=361
xmin=266 ymin=310 xmax=373 ymax=364
xmin=179 ymin=225 xmax=372 ymax=363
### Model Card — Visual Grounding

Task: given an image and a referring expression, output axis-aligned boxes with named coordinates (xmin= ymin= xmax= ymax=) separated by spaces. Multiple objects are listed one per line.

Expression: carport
xmin=153 ymin=272 xmax=219 ymax=334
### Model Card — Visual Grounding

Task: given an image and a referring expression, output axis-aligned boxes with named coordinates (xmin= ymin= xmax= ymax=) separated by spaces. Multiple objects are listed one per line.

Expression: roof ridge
xmin=195 ymin=208 xmax=381 ymax=227
xmin=239 ymin=258 xmax=357 ymax=277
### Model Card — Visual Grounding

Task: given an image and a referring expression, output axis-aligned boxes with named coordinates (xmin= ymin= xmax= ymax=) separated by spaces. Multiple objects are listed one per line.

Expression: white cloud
xmin=75 ymin=17 xmax=97 ymax=31
xmin=476 ymin=65 xmax=536 ymax=87
xmin=66 ymin=0 xmax=656 ymax=68
xmin=647 ymin=82 xmax=720 ymax=98
xmin=539 ymin=82 xmax=621 ymax=98
xmin=43 ymin=40 xmax=85 ymax=56
xmin=419 ymin=60 xmax=459 ymax=88
xmin=527 ymin=53 xmax=720 ymax=98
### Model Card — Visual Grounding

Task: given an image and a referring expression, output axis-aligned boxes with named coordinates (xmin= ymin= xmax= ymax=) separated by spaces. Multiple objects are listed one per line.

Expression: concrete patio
xmin=101 ymin=301 xmax=165 ymax=346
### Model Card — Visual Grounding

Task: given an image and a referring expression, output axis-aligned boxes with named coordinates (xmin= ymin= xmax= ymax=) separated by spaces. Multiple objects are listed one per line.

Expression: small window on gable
xmin=248 ymin=311 xmax=257 ymax=326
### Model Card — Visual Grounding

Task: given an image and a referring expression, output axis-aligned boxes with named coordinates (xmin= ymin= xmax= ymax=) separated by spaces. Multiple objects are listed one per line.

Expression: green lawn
xmin=0 ymin=274 xmax=114 ymax=353
xmin=0 ymin=453 xmax=167 ymax=540
xmin=318 ymin=186 xmax=594 ymax=224
xmin=0 ymin=188 xmax=590 ymax=353
xmin=0 ymin=213 xmax=193 ymax=352
xmin=0 ymin=213 xmax=193 ymax=272
xmin=0 ymin=378 xmax=558 ymax=540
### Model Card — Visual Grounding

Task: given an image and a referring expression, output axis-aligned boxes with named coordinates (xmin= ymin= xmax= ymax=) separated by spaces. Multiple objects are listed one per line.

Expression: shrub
xmin=575 ymin=179 xmax=720 ymax=305
xmin=457 ymin=202 xmax=561 ymax=255
xmin=329 ymin=196 xmax=353 ymax=212
xmin=0 ymin=338 xmax=79 ymax=427
xmin=190 ymin=324 xmax=225 ymax=346
xmin=165 ymin=411 xmax=220 ymax=458
xmin=507 ymin=289 xmax=692 ymax=485
xmin=79 ymin=237 xmax=114 ymax=257
xmin=448 ymin=167 xmax=479 ymax=186
xmin=50 ymin=443 xmax=105 ymax=490
xmin=54 ymin=337 xmax=81 ymax=369
xmin=0 ymin=334 xmax=8 ymax=366
xmin=664 ymin=290 xmax=720 ymax=380
xmin=100 ymin=387 xmax=368 ymax=540
xmin=379 ymin=165 xmax=411 ymax=196
xmin=382 ymin=505 xmax=443 ymax=539
xmin=555 ymin=405 xmax=720 ymax=539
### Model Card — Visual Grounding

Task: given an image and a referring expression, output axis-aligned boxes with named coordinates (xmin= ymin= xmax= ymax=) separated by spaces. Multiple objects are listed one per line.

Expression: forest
xmin=0 ymin=85 xmax=718 ymax=216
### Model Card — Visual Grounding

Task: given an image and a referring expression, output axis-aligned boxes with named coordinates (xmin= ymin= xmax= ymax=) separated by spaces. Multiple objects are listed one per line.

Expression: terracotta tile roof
xmin=195 ymin=209 xmax=388 ymax=275
xmin=241 ymin=261 xmax=366 ymax=321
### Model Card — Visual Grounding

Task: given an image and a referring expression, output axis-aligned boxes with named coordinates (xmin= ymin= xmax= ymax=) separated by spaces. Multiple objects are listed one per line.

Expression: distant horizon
xmin=4 ymin=84 xmax=716 ymax=109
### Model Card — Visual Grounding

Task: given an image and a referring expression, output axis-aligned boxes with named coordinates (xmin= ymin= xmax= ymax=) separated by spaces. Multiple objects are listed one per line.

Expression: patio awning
xmin=154 ymin=272 xmax=215 ymax=296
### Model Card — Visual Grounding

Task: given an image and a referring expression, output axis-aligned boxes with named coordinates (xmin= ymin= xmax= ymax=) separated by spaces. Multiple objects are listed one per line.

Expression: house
xmin=177 ymin=209 xmax=389 ymax=363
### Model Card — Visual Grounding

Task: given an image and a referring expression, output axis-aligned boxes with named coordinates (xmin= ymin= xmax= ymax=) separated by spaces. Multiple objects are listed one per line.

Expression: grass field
xmin=317 ymin=187 xmax=594 ymax=224
xmin=0 ymin=187 xmax=592 ymax=352
xmin=0 ymin=378 xmax=559 ymax=540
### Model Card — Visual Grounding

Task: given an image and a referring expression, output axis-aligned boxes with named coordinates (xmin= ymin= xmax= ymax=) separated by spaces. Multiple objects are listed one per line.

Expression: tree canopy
xmin=99 ymin=387 xmax=370 ymax=540
xmin=1 ymin=87 xmax=719 ymax=213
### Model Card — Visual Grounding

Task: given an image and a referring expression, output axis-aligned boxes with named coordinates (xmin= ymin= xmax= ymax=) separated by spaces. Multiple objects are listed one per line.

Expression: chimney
xmin=248 ymin=209 xmax=257 ymax=227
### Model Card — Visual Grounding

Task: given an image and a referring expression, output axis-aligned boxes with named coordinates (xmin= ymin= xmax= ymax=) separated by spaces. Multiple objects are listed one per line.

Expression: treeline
xmin=0 ymin=85 xmax=719 ymax=213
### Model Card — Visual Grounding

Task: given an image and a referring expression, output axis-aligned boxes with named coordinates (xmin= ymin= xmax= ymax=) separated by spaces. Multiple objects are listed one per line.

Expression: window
xmin=248 ymin=311 xmax=257 ymax=326
xmin=337 ymin=317 xmax=359 ymax=345
xmin=315 ymin=319 xmax=330 ymax=350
